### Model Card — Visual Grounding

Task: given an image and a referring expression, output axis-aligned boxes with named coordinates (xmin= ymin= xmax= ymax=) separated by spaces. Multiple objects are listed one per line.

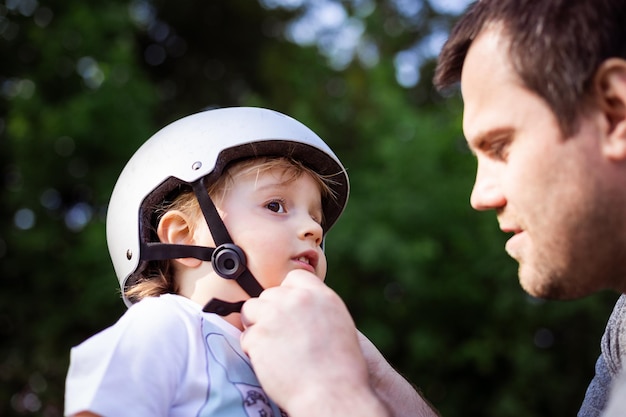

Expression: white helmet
xmin=106 ymin=107 xmax=349 ymax=308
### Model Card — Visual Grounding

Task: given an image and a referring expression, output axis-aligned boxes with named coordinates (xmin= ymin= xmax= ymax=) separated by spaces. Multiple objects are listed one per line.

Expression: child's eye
xmin=311 ymin=213 xmax=323 ymax=226
xmin=266 ymin=200 xmax=286 ymax=213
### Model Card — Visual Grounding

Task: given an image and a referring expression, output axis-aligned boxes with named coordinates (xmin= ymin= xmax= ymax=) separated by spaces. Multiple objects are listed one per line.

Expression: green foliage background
xmin=0 ymin=0 xmax=618 ymax=416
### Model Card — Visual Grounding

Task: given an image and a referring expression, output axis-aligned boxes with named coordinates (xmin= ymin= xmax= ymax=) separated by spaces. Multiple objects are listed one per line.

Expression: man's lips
xmin=503 ymin=229 xmax=525 ymax=256
xmin=499 ymin=223 xmax=522 ymax=234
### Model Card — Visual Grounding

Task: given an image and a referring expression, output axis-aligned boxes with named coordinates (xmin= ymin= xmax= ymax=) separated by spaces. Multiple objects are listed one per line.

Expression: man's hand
xmin=240 ymin=270 xmax=389 ymax=417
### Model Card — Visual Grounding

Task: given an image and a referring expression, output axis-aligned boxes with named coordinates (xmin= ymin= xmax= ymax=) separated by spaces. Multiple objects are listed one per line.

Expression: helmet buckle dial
xmin=211 ymin=243 xmax=247 ymax=279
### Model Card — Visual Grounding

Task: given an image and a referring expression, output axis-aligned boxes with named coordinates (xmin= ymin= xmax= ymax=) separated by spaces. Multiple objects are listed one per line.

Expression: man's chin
xmin=519 ymin=274 xmax=590 ymax=301
xmin=518 ymin=264 xmax=563 ymax=300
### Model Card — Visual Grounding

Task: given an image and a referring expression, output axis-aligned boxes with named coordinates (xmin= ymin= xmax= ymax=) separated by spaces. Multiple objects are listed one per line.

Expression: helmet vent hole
xmin=126 ymin=249 xmax=132 ymax=260
xmin=192 ymin=161 xmax=202 ymax=171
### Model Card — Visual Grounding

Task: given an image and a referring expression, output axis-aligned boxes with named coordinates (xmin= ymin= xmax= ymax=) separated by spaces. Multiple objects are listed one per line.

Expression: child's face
xmin=205 ymin=165 xmax=327 ymax=288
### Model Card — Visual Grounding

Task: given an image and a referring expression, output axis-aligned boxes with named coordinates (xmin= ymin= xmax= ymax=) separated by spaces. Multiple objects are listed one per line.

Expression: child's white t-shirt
xmin=65 ymin=293 xmax=285 ymax=417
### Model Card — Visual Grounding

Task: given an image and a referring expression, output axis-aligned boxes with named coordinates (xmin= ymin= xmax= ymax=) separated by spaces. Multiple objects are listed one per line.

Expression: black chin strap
xmin=141 ymin=242 xmax=214 ymax=262
xmin=139 ymin=177 xmax=264 ymax=316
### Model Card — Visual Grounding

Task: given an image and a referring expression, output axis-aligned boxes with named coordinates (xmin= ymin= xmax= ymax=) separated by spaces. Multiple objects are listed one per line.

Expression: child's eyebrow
xmin=253 ymin=181 xmax=291 ymax=192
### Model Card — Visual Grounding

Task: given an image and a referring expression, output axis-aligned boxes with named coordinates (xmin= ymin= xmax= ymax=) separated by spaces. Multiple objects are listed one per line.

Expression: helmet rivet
xmin=192 ymin=161 xmax=202 ymax=171
xmin=126 ymin=249 xmax=132 ymax=260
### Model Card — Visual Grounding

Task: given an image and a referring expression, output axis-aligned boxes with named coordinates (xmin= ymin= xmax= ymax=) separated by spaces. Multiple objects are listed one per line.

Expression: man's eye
xmin=484 ymin=139 xmax=509 ymax=161
xmin=266 ymin=200 xmax=286 ymax=213
xmin=473 ymin=130 xmax=514 ymax=162
xmin=493 ymin=145 xmax=509 ymax=160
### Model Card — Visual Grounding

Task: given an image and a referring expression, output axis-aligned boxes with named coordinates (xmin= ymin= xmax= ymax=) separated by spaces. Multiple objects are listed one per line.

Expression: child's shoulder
xmin=123 ymin=293 xmax=199 ymax=325
xmin=68 ymin=295 xmax=200 ymax=389
xmin=74 ymin=294 xmax=200 ymax=353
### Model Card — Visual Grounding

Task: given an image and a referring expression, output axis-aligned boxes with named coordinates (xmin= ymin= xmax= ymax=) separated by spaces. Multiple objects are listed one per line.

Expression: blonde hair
xmin=124 ymin=156 xmax=337 ymax=303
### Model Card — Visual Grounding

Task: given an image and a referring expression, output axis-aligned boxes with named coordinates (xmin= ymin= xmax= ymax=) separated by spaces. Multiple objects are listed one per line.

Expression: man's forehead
xmin=461 ymin=23 xmax=513 ymax=86
xmin=460 ymin=25 xmax=522 ymax=140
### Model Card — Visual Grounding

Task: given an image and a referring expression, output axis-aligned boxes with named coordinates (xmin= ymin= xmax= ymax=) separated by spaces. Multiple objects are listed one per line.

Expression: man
xmin=240 ymin=1 xmax=626 ymax=416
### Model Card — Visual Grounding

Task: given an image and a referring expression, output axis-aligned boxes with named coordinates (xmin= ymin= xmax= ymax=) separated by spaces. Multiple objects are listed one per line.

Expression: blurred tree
xmin=0 ymin=0 xmax=156 ymax=414
xmin=0 ymin=0 xmax=618 ymax=416
xmin=131 ymin=0 xmax=299 ymax=121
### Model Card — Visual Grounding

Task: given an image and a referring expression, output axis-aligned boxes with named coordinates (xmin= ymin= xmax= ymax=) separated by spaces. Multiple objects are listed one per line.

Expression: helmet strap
xmin=140 ymin=241 xmax=213 ymax=261
xmin=190 ymin=177 xmax=264 ymax=315
xmin=138 ymin=177 xmax=265 ymax=316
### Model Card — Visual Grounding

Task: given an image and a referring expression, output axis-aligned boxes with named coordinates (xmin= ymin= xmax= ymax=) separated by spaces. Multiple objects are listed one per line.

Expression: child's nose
xmin=300 ymin=216 xmax=323 ymax=246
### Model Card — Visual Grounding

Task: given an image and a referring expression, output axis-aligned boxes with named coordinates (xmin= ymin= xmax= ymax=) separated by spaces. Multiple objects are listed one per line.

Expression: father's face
xmin=460 ymin=25 xmax=622 ymax=299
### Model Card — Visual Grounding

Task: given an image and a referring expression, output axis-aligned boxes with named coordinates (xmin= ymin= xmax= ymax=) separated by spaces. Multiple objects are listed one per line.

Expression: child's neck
xmin=220 ymin=312 xmax=244 ymax=331
xmin=177 ymin=271 xmax=247 ymax=331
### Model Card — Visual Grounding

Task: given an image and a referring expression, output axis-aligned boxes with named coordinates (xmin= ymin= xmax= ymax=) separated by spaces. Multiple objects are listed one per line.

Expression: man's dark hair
xmin=434 ymin=0 xmax=626 ymax=136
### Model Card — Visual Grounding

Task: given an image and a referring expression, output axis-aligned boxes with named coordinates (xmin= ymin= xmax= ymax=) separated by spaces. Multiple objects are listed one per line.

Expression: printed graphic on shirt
xmin=198 ymin=319 xmax=287 ymax=417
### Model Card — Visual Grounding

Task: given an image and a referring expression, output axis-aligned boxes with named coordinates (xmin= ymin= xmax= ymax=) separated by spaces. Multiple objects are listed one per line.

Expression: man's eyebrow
xmin=467 ymin=127 xmax=514 ymax=152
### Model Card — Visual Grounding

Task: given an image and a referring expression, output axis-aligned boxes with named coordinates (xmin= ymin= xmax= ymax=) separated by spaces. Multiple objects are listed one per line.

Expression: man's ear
xmin=157 ymin=210 xmax=202 ymax=268
xmin=594 ymin=58 xmax=626 ymax=160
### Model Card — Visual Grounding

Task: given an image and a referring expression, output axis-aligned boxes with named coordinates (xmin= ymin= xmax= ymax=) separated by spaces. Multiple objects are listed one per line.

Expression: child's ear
xmin=594 ymin=58 xmax=626 ymax=160
xmin=157 ymin=210 xmax=202 ymax=268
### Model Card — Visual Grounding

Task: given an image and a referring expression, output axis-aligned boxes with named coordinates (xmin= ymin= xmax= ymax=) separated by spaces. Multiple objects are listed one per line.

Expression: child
xmin=64 ymin=107 xmax=349 ymax=417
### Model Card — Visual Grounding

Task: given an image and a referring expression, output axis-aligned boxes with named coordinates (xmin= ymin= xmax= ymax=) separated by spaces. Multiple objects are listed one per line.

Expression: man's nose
xmin=470 ymin=162 xmax=506 ymax=211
